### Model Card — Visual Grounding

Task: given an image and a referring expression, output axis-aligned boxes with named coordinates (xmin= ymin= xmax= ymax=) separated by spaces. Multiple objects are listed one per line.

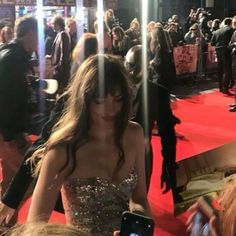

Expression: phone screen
xmin=190 ymin=211 xmax=210 ymax=236
xmin=190 ymin=196 xmax=215 ymax=236
xmin=120 ymin=212 xmax=154 ymax=236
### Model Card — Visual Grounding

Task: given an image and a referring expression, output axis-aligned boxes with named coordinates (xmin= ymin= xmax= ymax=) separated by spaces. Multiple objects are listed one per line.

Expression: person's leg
xmin=156 ymin=87 xmax=179 ymax=201
xmin=144 ymin=144 xmax=153 ymax=193
xmin=222 ymin=51 xmax=232 ymax=93
xmin=0 ymin=134 xmax=29 ymax=226
xmin=216 ymin=51 xmax=224 ymax=92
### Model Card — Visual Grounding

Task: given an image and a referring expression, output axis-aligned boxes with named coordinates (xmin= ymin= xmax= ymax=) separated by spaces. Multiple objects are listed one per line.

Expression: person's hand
xmin=186 ymin=202 xmax=221 ymax=236
xmin=0 ymin=202 xmax=16 ymax=225
xmin=113 ymin=231 xmax=120 ymax=236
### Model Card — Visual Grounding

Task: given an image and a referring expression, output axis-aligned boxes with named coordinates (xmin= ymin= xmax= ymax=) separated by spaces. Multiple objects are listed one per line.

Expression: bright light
xmin=97 ymin=0 xmax=104 ymax=53
xmin=36 ymin=0 xmax=46 ymax=113
xmin=96 ymin=10 xmax=104 ymax=19
xmin=141 ymin=0 xmax=149 ymax=138
xmin=75 ymin=0 xmax=84 ymax=40
xmin=97 ymin=0 xmax=105 ymax=104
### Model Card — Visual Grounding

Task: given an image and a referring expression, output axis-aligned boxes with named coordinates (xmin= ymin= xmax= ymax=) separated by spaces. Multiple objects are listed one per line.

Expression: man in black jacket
xmin=211 ymin=18 xmax=234 ymax=95
xmin=125 ymin=45 xmax=180 ymax=202
xmin=0 ymin=16 xmax=38 ymax=226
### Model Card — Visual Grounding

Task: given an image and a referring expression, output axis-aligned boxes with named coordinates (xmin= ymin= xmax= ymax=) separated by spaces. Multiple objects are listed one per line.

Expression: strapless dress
xmin=61 ymin=169 xmax=138 ymax=235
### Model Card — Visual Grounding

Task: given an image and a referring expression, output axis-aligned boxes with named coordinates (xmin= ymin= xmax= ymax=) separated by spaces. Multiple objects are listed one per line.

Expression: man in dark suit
xmin=0 ymin=16 xmax=38 ymax=226
xmin=228 ymin=16 xmax=236 ymax=111
xmin=51 ymin=16 xmax=71 ymax=94
xmin=211 ymin=18 xmax=234 ymax=95
xmin=125 ymin=45 xmax=180 ymax=202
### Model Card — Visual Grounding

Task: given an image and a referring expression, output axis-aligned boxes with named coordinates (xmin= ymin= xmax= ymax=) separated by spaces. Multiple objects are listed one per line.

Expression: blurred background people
xmin=167 ymin=22 xmax=183 ymax=47
xmin=94 ymin=20 xmax=112 ymax=53
xmin=0 ymin=16 xmax=38 ymax=227
xmin=66 ymin=17 xmax=77 ymax=53
xmin=70 ymin=32 xmax=98 ymax=77
xmin=184 ymin=23 xmax=204 ymax=44
xmin=125 ymin=18 xmax=141 ymax=47
xmin=211 ymin=17 xmax=234 ymax=95
xmin=44 ymin=18 xmax=56 ymax=56
xmin=104 ymin=9 xmax=116 ymax=32
xmin=112 ymin=26 xmax=131 ymax=57
xmin=51 ymin=15 xmax=71 ymax=94
xmin=0 ymin=26 xmax=14 ymax=45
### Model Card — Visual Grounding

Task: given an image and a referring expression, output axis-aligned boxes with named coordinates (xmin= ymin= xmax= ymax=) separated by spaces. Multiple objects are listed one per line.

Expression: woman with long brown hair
xmin=27 ymin=54 xmax=151 ymax=235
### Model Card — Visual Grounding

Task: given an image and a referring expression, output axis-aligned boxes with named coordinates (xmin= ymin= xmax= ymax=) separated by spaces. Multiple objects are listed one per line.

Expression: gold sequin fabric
xmin=61 ymin=169 xmax=138 ymax=236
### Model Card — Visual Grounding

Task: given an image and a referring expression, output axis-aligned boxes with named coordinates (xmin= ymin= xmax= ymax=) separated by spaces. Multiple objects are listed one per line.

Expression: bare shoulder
xmin=43 ymin=145 xmax=69 ymax=171
xmin=126 ymin=121 xmax=144 ymax=139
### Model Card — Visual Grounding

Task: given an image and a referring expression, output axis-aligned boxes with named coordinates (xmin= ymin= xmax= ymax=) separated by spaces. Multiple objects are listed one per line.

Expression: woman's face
xmin=112 ymin=31 xmax=118 ymax=40
xmin=90 ymin=91 xmax=123 ymax=128
xmin=131 ymin=23 xmax=139 ymax=31
xmin=3 ymin=27 xmax=13 ymax=43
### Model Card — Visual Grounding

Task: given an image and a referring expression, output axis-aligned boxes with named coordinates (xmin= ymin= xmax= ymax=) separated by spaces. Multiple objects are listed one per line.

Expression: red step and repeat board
xmin=0 ymin=0 xmax=117 ymax=6
xmin=173 ymin=43 xmax=217 ymax=76
xmin=173 ymin=44 xmax=199 ymax=76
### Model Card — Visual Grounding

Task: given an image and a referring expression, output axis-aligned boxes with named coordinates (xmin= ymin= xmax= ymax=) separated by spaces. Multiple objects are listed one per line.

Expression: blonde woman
xmin=125 ymin=18 xmax=141 ymax=46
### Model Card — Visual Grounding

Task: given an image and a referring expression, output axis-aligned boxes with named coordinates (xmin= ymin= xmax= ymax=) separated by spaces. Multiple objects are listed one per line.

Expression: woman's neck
xmin=88 ymin=125 xmax=115 ymax=143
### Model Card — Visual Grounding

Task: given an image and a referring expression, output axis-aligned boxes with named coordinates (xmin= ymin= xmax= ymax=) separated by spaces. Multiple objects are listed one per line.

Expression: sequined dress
xmin=61 ymin=169 xmax=138 ymax=236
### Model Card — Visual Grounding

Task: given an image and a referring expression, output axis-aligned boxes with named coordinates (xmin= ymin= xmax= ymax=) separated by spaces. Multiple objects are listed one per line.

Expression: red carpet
xmin=17 ymin=90 xmax=236 ymax=235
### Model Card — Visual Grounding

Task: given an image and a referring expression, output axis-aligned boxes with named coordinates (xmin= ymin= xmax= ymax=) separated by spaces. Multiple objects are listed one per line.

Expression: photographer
xmin=0 ymin=16 xmax=38 ymax=226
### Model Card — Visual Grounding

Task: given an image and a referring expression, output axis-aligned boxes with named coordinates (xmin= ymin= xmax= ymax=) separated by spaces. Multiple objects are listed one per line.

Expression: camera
xmin=120 ymin=211 xmax=154 ymax=236
xmin=26 ymin=75 xmax=58 ymax=134
xmin=27 ymin=75 xmax=58 ymax=95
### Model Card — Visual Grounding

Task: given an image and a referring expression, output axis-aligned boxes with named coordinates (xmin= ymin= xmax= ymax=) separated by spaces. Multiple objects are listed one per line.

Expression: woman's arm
xmin=129 ymin=124 xmax=152 ymax=217
xmin=27 ymin=147 xmax=68 ymax=222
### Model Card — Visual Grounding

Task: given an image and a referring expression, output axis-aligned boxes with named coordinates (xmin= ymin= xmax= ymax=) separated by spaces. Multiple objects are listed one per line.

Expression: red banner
xmin=173 ymin=44 xmax=199 ymax=76
xmin=0 ymin=0 xmax=76 ymax=6
xmin=0 ymin=0 xmax=117 ymax=6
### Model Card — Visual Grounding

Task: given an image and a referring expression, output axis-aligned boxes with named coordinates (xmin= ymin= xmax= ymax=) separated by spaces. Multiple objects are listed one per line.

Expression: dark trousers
xmin=145 ymin=86 xmax=177 ymax=195
xmin=216 ymin=49 xmax=232 ymax=92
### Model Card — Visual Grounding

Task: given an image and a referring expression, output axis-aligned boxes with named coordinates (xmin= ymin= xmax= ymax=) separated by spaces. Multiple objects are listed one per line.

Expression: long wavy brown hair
xmin=31 ymin=54 xmax=131 ymax=177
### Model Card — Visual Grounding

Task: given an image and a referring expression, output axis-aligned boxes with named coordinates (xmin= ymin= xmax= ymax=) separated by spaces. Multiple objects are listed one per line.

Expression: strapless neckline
xmin=65 ymin=167 xmax=137 ymax=187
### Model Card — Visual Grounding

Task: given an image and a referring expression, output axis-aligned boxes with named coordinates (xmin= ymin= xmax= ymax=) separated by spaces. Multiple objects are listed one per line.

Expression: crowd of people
xmin=0 ymin=6 xmax=236 ymax=236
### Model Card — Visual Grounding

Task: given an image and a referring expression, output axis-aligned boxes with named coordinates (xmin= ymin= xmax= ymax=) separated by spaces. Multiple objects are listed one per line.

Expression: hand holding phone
xmin=120 ymin=211 xmax=154 ymax=236
xmin=190 ymin=196 xmax=216 ymax=236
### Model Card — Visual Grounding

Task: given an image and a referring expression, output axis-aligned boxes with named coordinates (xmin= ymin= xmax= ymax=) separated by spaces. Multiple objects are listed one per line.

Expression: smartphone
xmin=190 ymin=196 xmax=215 ymax=236
xmin=120 ymin=211 xmax=154 ymax=236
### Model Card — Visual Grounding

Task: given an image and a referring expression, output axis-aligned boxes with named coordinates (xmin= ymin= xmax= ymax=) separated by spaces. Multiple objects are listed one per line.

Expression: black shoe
xmin=229 ymin=81 xmax=235 ymax=89
xmin=229 ymin=106 xmax=236 ymax=112
xmin=229 ymin=103 xmax=236 ymax=107
xmin=222 ymin=90 xmax=234 ymax=96
xmin=173 ymin=192 xmax=183 ymax=204
xmin=172 ymin=115 xmax=181 ymax=125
